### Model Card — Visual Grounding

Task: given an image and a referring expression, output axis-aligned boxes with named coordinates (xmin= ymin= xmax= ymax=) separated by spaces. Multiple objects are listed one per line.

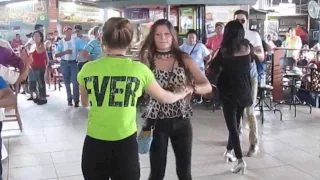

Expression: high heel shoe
xmin=231 ymin=161 xmax=247 ymax=175
xmin=223 ymin=151 xmax=236 ymax=163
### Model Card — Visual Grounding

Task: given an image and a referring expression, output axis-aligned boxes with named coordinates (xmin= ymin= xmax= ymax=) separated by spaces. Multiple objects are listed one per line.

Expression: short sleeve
xmin=179 ymin=44 xmax=185 ymax=52
xmin=201 ymin=44 xmax=210 ymax=57
xmin=56 ymin=41 xmax=63 ymax=54
xmin=76 ymin=38 xmax=86 ymax=50
xmin=252 ymin=32 xmax=263 ymax=48
xmin=4 ymin=49 xmax=24 ymax=70
xmin=138 ymin=63 xmax=155 ymax=90
xmin=205 ymin=37 xmax=213 ymax=48
xmin=0 ymin=77 xmax=7 ymax=90
xmin=84 ymin=41 xmax=94 ymax=53
xmin=77 ymin=66 xmax=86 ymax=87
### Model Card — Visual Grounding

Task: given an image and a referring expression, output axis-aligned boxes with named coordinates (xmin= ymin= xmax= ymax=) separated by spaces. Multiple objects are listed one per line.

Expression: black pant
xmin=147 ymin=117 xmax=192 ymax=180
xmin=222 ymin=101 xmax=244 ymax=159
xmin=81 ymin=133 xmax=140 ymax=180
xmin=33 ymin=67 xmax=46 ymax=98
xmin=210 ymin=76 xmax=220 ymax=106
xmin=78 ymin=61 xmax=87 ymax=72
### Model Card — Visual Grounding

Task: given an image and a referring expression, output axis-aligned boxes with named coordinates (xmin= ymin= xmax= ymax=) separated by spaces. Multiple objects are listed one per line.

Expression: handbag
xmin=137 ymin=95 xmax=157 ymax=154
xmin=0 ymin=64 xmax=20 ymax=84
xmin=137 ymin=58 xmax=176 ymax=154
xmin=137 ymin=124 xmax=156 ymax=154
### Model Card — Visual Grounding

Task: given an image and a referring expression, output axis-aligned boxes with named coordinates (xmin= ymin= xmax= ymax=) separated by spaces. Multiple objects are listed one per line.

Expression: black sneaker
xmin=27 ymin=97 xmax=34 ymax=101
xmin=33 ymin=98 xmax=39 ymax=103
xmin=37 ymin=99 xmax=47 ymax=105
xmin=68 ymin=100 xmax=73 ymax=106
xmin=74 ymin=101 xmax=79 ymax=108
xmin=215 ymin=105 xmax=222 ymax=110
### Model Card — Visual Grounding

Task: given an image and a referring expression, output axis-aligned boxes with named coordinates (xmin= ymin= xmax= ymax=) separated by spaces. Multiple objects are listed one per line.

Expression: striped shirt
xmin=84 ymin=39 xmax=102 ymax=61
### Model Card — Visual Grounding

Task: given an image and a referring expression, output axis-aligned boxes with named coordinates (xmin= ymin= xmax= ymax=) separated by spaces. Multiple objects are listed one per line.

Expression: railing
xmin=271 ymin=48 xmax=320 ymax=102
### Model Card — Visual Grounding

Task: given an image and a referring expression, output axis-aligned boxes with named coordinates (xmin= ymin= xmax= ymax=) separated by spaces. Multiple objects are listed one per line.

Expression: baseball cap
xmin=215 ymin=22 xmax=224 ymax=28
xmin=74 ymin=24 xmax=83 ymax=31
xmin=63 ymin=26 xmax=72 ymax=33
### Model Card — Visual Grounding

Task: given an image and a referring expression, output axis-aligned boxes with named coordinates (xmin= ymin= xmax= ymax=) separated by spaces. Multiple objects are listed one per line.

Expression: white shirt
xmin=245 ymin=30 xmax=263 ymax=78
xmin=0 ymin=108 xmax=4 ymax=122
xmin=245 ymin=30 xmax=262 ymax=48
xmin=180 ymin=42 xmax=210 ymax=69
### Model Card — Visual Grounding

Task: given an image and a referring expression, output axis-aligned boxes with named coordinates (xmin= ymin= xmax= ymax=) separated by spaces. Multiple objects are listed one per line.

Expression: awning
xmin=97 ymin=0 xmax=257 ymax=8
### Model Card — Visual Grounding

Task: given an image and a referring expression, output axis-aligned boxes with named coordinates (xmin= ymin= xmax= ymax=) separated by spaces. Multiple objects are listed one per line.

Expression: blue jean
xmin=60 ymin=60 xmax=79 ymax=102
xmin=0 ymin=121 xmax=3 ymax=180
xmin=32 ymin=67 xmax=46 ymax=98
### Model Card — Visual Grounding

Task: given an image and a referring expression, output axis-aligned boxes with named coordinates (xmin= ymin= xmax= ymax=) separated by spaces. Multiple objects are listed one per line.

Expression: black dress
xmin=216 ymin=51 xmax=253 ymax=108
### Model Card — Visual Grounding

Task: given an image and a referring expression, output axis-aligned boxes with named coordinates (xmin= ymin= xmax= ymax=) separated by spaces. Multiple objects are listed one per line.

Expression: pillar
xmin=48 ymin=0 xmax=58 ymax=32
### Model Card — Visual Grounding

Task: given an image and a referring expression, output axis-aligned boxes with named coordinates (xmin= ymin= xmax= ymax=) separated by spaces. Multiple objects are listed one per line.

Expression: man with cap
xmin=205 ymin=22 xmax=224 ymax=55
xmin=73 ymin=25 xmax=90 ymax=71
xmin=55 ymin=26 xmax=85 ymax=107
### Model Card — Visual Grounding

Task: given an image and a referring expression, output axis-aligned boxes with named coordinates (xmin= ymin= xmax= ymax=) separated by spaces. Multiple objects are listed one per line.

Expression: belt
xmin=61 ymin=60 xmax=77 ymax=63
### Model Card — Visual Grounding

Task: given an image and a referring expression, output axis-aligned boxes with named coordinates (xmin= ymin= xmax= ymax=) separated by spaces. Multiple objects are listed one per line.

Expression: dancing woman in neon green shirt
xmin=77 ymin=17 xmax=192 ymax=180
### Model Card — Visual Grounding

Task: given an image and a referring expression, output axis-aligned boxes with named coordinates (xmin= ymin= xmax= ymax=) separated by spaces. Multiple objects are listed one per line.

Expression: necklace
xmin=106 ymin=54 xmax=125 ymax=57
xmin=154 ymin=50 xmax=172 ymax=59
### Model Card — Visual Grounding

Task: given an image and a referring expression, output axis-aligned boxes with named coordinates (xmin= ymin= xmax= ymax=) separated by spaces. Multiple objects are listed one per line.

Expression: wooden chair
xmin=3 ymin=83 xmax=22 ymax=131
xmin=53 ymin=67 xmax=63 ymax=91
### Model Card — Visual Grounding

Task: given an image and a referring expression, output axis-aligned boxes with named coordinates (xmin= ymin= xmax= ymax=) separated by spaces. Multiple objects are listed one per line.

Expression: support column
xmin=48 ymin=0 xmax=58 ymax=32
xmin=166 ymin=5 xmax=171 ymax=19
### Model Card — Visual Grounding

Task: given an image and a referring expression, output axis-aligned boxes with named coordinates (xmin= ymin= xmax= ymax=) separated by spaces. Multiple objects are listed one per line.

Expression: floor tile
xmin=9 ymin=164 xmax=57 ymax=180
xmin=270 ymin=149 xmax=317 ymax=165
xmin=54 ymin=162 xmax=82 ymax=177
xmin=9 ymin=152 xmax=53 ymax=168
xmin=254 ymin=165 xmax=318 ymax=180
xmin=8 ymin=143 xmax=50 ymax=156
xmin=51 ymin=150 xmax=82 ymax=164
xmin=245 ymin=153 xmax=286 ymax=170
xmin=9 ymin=135 xmax=47 ymax=145
xmin=292 ymin=160 xmax=320 ymax=178
xmin=59 ymin=176 xmax=84 ymax=180
xmin=4 ymin=89 xmax=320 ymax=180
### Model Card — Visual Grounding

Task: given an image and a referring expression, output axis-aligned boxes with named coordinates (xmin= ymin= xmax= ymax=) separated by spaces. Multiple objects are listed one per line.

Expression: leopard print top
xmin=142 ymin=67 xmax=193 ymax=119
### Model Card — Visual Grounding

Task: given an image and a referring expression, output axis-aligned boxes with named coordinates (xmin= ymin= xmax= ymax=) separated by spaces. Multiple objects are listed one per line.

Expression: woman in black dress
xmin=210 ymin=20 xmax=252 ymax=174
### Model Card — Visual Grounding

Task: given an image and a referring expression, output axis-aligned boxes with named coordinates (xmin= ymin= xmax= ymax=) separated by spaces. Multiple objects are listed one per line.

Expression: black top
xmin=273 ymin=40 xmax=282 ymax=47
xmin=213 ymin=50 xmax=253 ymax=107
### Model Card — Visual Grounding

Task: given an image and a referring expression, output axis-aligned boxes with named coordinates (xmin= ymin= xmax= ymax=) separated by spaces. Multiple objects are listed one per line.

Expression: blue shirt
xmin=180 ymin=43 xmax=210 ymax=69
xmin=56 ymin=37 xmax=86 ymax=61
xmin=84 ymin=39 xmax=102 ymax=61
xmin=0 ymin=77 xmax=7 ymax=90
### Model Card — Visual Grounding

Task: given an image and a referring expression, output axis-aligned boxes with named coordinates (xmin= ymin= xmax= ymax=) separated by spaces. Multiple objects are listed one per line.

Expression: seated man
xmin=0 ymin=77 xmax=16 ymax=180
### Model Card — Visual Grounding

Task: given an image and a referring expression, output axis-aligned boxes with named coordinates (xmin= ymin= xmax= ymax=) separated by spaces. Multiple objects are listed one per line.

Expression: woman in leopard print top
xmin=139 ymin=19 xmax=212 ymax=180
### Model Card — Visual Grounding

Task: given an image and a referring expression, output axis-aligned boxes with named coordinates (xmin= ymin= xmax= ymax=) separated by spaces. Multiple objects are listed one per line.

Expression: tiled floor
xmin=2 ymin=89 xmax=320 ymax=180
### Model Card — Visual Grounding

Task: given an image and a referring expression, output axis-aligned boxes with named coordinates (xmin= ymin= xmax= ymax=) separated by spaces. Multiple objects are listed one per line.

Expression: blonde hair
xmin=88 ymin=27 xmax=94 ymax=37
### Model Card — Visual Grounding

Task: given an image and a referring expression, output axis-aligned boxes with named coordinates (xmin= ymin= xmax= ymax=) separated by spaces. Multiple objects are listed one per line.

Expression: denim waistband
xmin=61 ymin=60 xmax=76 ymax=63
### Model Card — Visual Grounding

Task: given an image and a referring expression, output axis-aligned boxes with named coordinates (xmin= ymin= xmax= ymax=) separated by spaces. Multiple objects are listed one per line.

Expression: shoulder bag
xmin=137 ymin=58 xmax=176 ymax=154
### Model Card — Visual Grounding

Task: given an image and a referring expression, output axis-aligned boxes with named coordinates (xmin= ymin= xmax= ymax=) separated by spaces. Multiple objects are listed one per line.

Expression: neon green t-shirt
xmin=77 ymin=57 xmax=154 ymax=141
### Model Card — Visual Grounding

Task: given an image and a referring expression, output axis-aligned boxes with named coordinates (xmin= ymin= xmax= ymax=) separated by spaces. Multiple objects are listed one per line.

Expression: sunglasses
xmin=239 ymin=19 xmax=246 ymax=24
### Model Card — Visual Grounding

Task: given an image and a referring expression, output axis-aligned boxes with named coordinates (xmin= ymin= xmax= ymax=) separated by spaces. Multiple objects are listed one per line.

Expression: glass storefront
xmin=0 ymin=0 xmax=48 ymax=43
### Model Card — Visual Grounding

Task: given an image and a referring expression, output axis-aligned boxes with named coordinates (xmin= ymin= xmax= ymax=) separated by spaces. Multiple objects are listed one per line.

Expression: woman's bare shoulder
xmin=234 ymin=45 xmax=250 ymax=56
